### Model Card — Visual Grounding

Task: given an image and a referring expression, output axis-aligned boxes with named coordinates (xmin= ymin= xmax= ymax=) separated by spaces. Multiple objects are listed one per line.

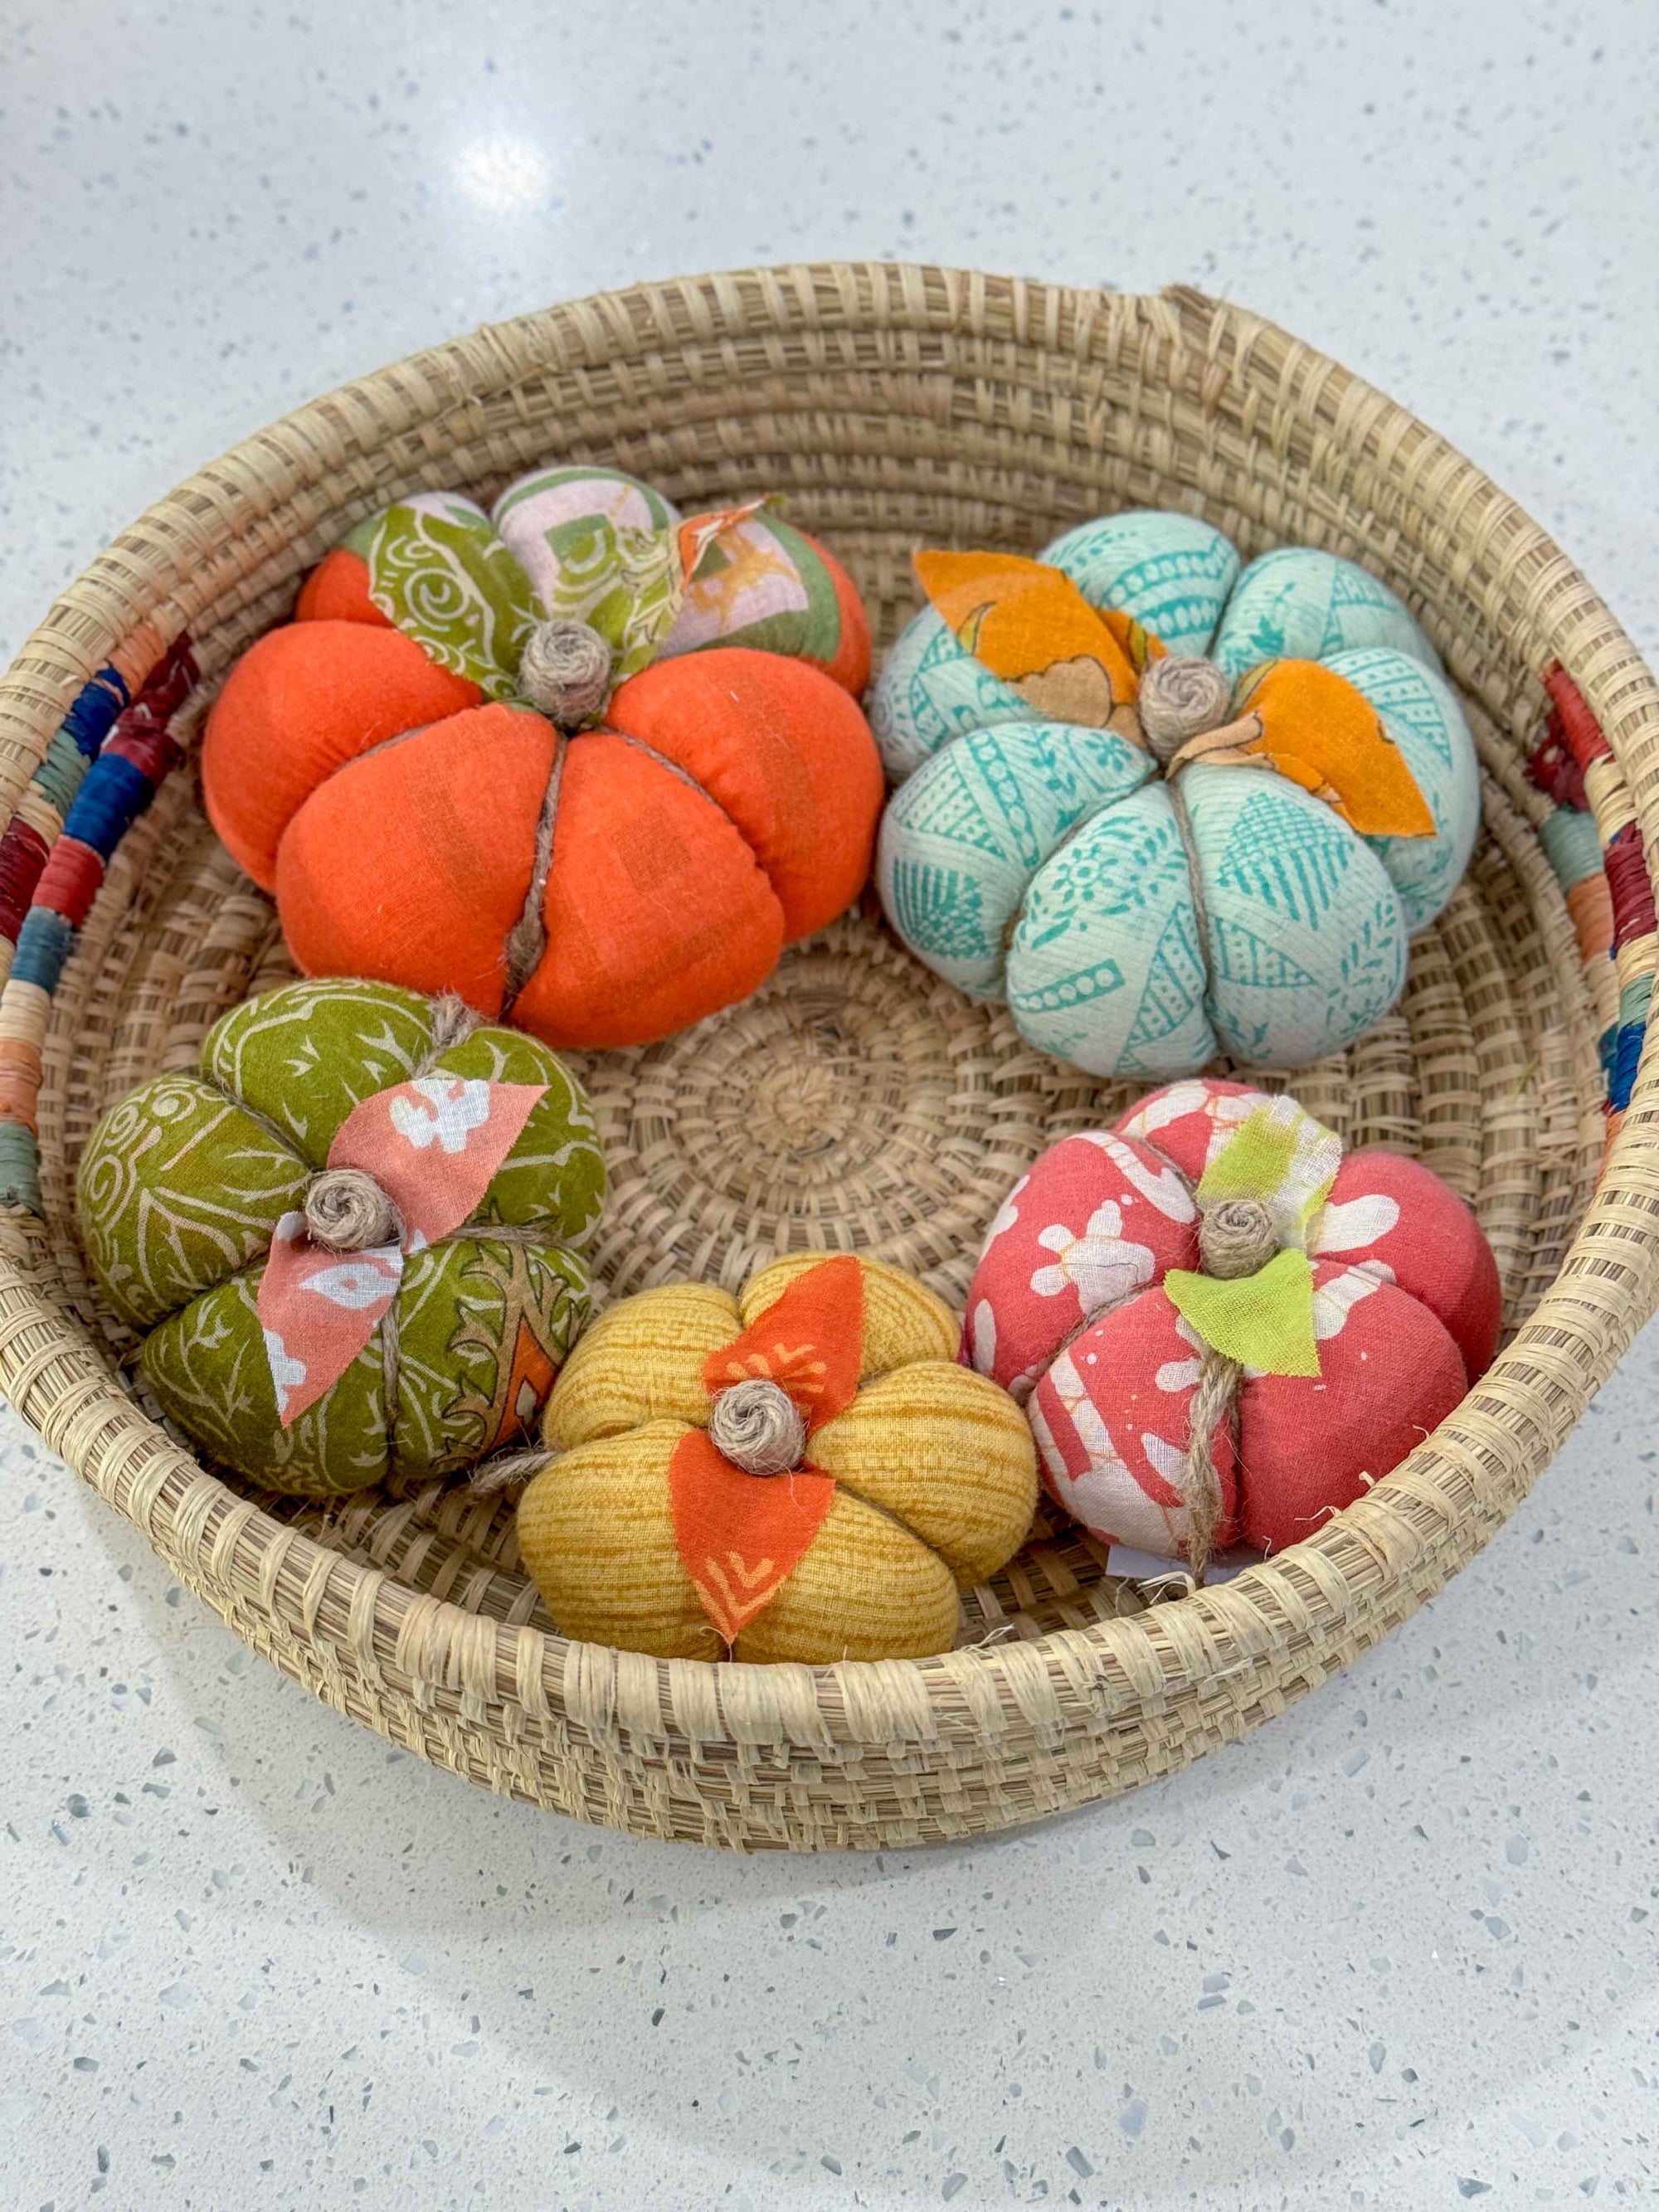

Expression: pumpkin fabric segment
xmin=75 ymin=980 xmax=606 ymax=1495
xmin=516 ymin=1253 xmax=1039 ymax=1664
xmin=202 ymin=469 xmax=882 ymax=1050
xmin=873 ymin=510 xmax=1481 ymax=1077
xmin=962 ymin=1077 xmax=1500 ymax=1570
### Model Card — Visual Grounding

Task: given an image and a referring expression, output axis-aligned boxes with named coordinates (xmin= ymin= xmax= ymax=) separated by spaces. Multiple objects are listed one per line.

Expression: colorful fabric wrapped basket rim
xmin=0 ymin=264 xmax=1656 ymax=1853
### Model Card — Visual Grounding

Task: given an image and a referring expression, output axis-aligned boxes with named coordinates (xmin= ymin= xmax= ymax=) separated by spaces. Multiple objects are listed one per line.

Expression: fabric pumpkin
xmin=75 ymin=979 xmax=606 ymax=1495
xmin=962 ymin=1077 xmax=1500 ymax=1567
xmin=873 ymin=511 xmax=1480 ymax=1077
xmin=202 ymin=468 xmax=882 ymax=1050
xmin=516 ymin=1252 xmax=1038 ymax=1663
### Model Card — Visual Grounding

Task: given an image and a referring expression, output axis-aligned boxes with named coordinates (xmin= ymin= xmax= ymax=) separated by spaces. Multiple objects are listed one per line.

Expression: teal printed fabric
xmin=1039 ymin=512 xmax=1241 ymax=656
xmin=1326 ymin=648 xmax=1479 ymax=931
xmin=869 ymin=606 xmax=1035 ymax=781
xmin=1006 ymin=785 xmax=1216 ymax=1077
xmin=878 ymin=722 xmax=1153 ymax=999
xmin=873 ymin=509 xmax=1478 ymax=1079
xmin=1209 ymin=547 xmax=1443 ymax=682
xmin=1184 ymin=762 xmax=1408 ymax=1064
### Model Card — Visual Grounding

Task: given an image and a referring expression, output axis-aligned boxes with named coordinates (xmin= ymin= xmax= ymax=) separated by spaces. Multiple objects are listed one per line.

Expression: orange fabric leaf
xmin=913 ymin=550 xmax=1144 ymax=732
xmin=1227 ymin=660 xmax=1435 ymax=838
xmin=701 ymin=1253 xmax=865 ymax=1434
xmin=1096 ymin=605 xmax=1167 ymax=675
xmin=667 ymin=1430 xmax=837 ymax=1645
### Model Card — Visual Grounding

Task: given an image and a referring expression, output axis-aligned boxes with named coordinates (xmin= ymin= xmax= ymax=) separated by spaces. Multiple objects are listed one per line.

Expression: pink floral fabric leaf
xmin=258 ymin=1220 xmax=403 ymax=1428
xmin=327 ymin=1077 xmax=547 ymax=1250
xmin=256 ymin=1076 xmax=547 ymax=1428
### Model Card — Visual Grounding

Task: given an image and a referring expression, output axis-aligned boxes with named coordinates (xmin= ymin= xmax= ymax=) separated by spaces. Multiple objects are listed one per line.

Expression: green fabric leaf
xmin=541 ymin=514 xmax=682 ymax=683
xmin=366 ymin=502 xmax=542 ymax=699
xmin=1165 ymin=1248 xmax=1321 ymax=1377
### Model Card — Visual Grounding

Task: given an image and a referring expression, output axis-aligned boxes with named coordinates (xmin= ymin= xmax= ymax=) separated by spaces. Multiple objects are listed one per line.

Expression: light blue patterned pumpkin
xmin=873 ymin=513 xmax=1478 ymax=1078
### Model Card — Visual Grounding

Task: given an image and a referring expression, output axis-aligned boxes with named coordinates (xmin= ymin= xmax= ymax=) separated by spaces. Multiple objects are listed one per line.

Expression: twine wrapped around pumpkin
xmin=1016 ymin=1178 xmax=1271 ymax=1582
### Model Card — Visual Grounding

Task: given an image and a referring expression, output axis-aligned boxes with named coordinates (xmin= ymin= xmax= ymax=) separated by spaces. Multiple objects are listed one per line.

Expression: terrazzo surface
xmin=2 ymin=2 xmax=1657 ymax=2205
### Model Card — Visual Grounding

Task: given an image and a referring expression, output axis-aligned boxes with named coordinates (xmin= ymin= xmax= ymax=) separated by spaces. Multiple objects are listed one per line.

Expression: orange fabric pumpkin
xmin=202 ymin=469 xmax=881 ymax=1048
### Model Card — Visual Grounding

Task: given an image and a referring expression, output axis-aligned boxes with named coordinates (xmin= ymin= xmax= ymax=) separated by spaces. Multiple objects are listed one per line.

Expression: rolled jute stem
xmin=304 ymin=1166 xmax=401 ymax=1252
xmin=517 ymin=618 xmax=612 ymax=731
xmin=1137 ymin=654 xmax=1233 ymax=765
xmin=708 ymin=1378 xmax=807 ymax=1475
xmin=1197 ymin=1195 xmax=1277 ymax=1279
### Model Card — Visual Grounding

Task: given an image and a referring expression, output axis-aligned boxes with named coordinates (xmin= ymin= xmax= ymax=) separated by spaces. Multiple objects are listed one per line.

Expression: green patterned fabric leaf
xmin=143 ymin=1269 xmax=392 ymax=1497
xmin=203 ymin=980 xmax=435 ymax=1168
xmin=367 ymin=501 xmax=542 ymax=698
xmin=541 ymin=513 xmax=681 ymax=683
xmin=392 ymin=1236 xmax=591 ymax=1473
xmin=75 ymin=1077 xmax=308 ymax=1331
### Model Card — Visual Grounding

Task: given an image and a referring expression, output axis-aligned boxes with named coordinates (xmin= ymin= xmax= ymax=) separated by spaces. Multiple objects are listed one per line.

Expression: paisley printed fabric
xmin=963 ymin=1076 xmax=1501 ymax=1561
xmin=75 ymin=980 xmax=606 ymax=1495
xmin=358 ymin=468 xmax=854 ymax=712
xmin=257 ymin=1075 xmax=550 ymax=1426
xmin=875 ymin=510 xmax=1481 ymax=1078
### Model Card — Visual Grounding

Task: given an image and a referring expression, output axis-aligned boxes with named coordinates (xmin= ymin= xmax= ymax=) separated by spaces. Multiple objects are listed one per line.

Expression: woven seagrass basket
xmin=3 ymin=265 xmax=1657 ymax=1850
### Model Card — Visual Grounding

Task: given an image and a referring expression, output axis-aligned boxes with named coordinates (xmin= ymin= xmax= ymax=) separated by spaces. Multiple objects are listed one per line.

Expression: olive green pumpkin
xmin=75 ymin=979 xmax=605 ymax=1495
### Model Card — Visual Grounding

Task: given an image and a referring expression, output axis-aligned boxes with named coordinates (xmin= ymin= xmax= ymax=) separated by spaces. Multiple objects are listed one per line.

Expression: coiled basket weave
xmin=3 ymin=266 xmax=1657 ymax=1851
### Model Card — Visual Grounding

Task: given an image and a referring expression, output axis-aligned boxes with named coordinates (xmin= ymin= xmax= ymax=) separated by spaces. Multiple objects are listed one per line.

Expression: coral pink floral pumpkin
xmin=963 ymin=1078 xmax=1501 ymax=1564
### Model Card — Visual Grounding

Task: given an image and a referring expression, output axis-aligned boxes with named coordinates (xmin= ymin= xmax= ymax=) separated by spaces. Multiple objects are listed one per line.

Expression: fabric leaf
xmin=367 ymin=503 xmax=542 ymax=699
xmin=1194 ymin=1099 xmax=1342 ymax=1247
xmin=702 ymin=1254 xmax=865 ymax=1435
xmin=255 ymin=1073 xmax=548 ymax=1427
xmin=1165 ymin=1247 xmax=1321 ymax=1377
xmin=668 ymin=1429 xmax=837 ymax=1644
xmin=1201 ymin=659 xmax=1435 ymax=838
xmin=913 ymin=549 xmax=1147 ymax=734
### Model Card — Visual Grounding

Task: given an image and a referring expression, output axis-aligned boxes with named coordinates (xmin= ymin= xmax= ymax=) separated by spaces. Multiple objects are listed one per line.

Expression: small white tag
xmin=1106 ymin=1543 xmax=1259 ymax=1587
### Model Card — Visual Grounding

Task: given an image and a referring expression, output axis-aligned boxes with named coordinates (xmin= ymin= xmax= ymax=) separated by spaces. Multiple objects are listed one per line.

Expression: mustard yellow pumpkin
xmin=516 ymin=1253 xmax=1037 ymax=1664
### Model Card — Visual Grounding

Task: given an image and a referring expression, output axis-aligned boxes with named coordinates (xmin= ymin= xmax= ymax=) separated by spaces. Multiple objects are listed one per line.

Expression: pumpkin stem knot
xmin=304 ymin=1166 xmax=402 ymax=1253
xmin=517 ymin=618 xmax=613 ymax=730
xmin=1197 ymin=1194 xmax=1277 ymax=1280
xmin=1138 ymin=654 xmax=1233 ymax=765
xmin=708 ymin=1378 xmax=808 ymax=1477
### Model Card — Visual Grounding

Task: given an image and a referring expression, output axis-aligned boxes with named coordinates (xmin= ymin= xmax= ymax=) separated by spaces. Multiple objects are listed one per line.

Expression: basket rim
xmin=4 ymin=261 xmax=1659 ymax=1761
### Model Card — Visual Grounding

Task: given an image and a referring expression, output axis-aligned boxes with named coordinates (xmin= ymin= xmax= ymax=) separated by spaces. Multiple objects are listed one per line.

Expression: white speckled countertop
xmin=3 ymin=3 xmax=1657 ymax=2205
